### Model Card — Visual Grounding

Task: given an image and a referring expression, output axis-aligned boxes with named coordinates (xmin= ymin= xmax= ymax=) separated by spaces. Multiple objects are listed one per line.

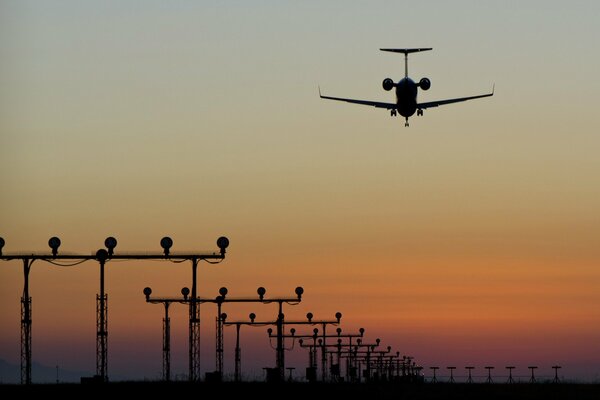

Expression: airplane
xmin=319 ymin=48 xmax=494 ymax=127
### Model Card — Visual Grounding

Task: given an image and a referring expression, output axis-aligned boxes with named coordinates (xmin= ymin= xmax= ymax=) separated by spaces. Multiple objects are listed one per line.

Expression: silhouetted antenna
xmin=485 ymin=366 xmax=494 ymax=383
xmin=506 ymin=366 xmax=515 ymax=384
xmin=447 ymin=366 xmax=456 ymax=383
xmin=552 ymin=365 xmax=561 ymax=383
xmin=465 ymin=366 xmax=475 ymax=383
xmin=528 ymin=366 xmax=537 ymax=383
xmin=430 ymin=366 xmax=439 ymax=383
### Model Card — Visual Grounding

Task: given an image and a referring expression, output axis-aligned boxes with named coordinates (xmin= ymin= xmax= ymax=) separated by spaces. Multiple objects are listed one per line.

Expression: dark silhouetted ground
xmin=1 ymin=382 xmax=600 ymax=399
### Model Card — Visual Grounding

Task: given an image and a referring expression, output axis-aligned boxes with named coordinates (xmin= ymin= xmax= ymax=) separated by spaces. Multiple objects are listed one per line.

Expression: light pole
xmin=143 ymin=286 xmax=192 ymax=381
xmin=552 ymin=365 xmax=561 ymax=383
xmin=528 ymin=366 xmax=537 ymax=383
xmin=266 ymin=312 xmax=342 ymax=381
xmin=214 ymin=286 xmax=304 ymax=381
xmin=1 ymin=235 xmax=229 ymax=384
xmin=506 ymin=366 xmax=515 ymax=384
xmin=465 ymin=366 xmax=475 ymax=383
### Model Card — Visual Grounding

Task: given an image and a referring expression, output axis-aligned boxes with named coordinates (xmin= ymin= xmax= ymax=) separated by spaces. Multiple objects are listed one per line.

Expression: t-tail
xmin=379 ymin=48 xmax=432 ymax=78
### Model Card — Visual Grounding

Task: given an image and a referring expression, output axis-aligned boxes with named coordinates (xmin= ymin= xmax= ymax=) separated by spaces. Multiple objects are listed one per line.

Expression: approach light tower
xmin=213 ymin=286 xmax=303 ymax=380
xmin=142 ymin=286 xmax=192 ymax=381
xmin=0 ymin=235 xmax=229 ymax=384
xmin=0 ymin=237 xmax=69 ymax=384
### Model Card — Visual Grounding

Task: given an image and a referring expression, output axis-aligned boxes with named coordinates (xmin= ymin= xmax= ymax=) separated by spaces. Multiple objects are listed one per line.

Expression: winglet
xmin=318 ymin=85 xmax=322 ymax=98
xmin=492 ymin=83 xmax=495 ymax=95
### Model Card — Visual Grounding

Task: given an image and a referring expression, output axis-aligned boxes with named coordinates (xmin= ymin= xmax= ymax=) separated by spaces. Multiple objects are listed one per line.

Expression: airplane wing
xmin=319 ymin=88 xmax=396 ymax=110
xmin=418 ymin=86 xmax=494 ymax=110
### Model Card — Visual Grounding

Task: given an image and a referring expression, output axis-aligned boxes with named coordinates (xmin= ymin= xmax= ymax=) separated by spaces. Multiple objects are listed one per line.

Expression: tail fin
xmin=379 ymin=48 xmax=432 ymax=54
xmin=380 ymin=48 xmax=432 ymax=78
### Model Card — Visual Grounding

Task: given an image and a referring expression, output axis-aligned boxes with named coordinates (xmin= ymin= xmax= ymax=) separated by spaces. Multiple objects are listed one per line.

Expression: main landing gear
xmin=417 ymin=109 xmax=423 ymax=116
xmin=390 ymin=109 xmax=397 ymax=117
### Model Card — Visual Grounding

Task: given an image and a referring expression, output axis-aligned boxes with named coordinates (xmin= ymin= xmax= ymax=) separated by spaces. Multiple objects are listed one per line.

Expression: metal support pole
xmin=96 ymin=256 xmax=108 ymax=381
xmin=189 ymin=258 xmax=200 ymax=381
xmin=20 ymin=258 xmax=32 ymax=385
xmin=234 ymin=324 xmax=241 ymax=382
xmin=163 ymin=303 xmax=171 ymax=381
xmin=216 ymin=302 xmax=223 ymax=378
xmin=466 ymin=367 xmax=474 ymax=383
xmin=321 ymin=324 xmax=327 ymax=381
xmin=276 ymin=302 xmax=284 ymax=380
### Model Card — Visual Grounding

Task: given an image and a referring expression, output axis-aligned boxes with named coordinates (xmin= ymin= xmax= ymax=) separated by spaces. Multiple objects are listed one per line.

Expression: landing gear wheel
xmin=405 ymin=118 xmax=409 ymax=127
xmin=417 ymin=109 xmax=423 ymax=116
xmin=391 ymin=110 xmax=397 ymax=117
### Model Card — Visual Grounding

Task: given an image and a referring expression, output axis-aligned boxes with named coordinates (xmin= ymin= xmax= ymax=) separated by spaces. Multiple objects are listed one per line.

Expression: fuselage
xmin=395 ymin=77 xmax=418 ymax=118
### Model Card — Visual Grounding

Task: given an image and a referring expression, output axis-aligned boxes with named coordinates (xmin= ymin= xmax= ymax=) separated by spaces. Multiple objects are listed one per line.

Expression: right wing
xmin=319 ymin=87 xmax=396 ymax=110
xmin=418 ymin=85 xmax=494 ymax=109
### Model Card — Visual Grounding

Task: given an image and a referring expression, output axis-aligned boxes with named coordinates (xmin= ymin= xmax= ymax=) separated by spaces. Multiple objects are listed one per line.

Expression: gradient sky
xmin=1 ymin=0 xmax=600 ymax=383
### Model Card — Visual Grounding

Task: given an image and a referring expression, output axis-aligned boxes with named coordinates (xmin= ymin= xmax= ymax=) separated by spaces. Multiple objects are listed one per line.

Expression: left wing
xmin=319 ymin=87 xmax=396 ymax=110
xmin=418 ymin=85 xmax=494 ymax=109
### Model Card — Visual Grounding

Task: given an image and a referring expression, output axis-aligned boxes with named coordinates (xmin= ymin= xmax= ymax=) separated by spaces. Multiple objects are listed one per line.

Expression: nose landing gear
xmin=405 ymin=118 xmax=409 ymax=127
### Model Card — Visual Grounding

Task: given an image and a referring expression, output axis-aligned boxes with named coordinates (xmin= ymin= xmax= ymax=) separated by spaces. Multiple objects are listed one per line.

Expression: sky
xmin=1 ymin=0 xmax=600 ymax=383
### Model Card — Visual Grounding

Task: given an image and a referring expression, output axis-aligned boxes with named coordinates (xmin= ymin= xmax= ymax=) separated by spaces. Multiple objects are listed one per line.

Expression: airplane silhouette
xmin=319 ymin=48 xmax=494 ymax=127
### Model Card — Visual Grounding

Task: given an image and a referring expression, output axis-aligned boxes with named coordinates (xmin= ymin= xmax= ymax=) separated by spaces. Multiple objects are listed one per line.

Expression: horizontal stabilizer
xmin=380 ymin=48 xmax=432 ymax=54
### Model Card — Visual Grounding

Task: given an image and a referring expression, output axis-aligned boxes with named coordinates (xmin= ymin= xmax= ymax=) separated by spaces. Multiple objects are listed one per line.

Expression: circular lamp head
xmin=290 ymin=328 xmax=296 ymax=336
xmin=143 ymin=287 xmax=152 ymax=297
xmin=160 ymin=237 xmax=173 ymax=256
xmin=306 ymin=312 xmax=313 ymax=322
xmin=219 ymin=287 xmax=228 ymax=297
xmin=220 ymin=313 xmax=227 ymax=321
xmin=96 ymin=249 xmax=108 ymax=262
xmin=298 ymin=339 xmax=303 ymax=345
xmin=216 ymin=236 xmax=229 ymax=254
xmin=249 ymin=313 xmax=256 ymax=322
xmin=267 ymin=328 xmax=273 ymax=335
xmin=257 ymin=287 xmax=266 ymax=300
xmin=104 ymin=237 xmax=117 ymax=256
xmin=336 ymin=328 xmax=342 ymax=335
xmin=313 ymin=328 xmax=319 ymax=335
xmin=359 ymin=328 xmax=365 ymax=336
xmin=387 ymin=345 xmax=392 ymax=351
xmin=48 ymin=236 xmax=61 ymax=256
xmin=335 ymin=312 xmax=342 ymax=321
xmin=376 ymin=338 xmax=381 ymax=344
xmin=181 ymin=287 xmax=190 ymax=298
xmin=295 ymin=286 xmax=304 ymax=298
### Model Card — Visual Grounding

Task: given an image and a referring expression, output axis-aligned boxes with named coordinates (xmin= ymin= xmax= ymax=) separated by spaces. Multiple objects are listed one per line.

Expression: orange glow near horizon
xmin=2 ymin=1 xmax=600 ymax=383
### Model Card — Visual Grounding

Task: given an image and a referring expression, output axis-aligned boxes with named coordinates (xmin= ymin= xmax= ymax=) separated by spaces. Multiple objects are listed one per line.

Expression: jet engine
xmin=419 ymin=77 xmax=431 ymax=90
xmin=382 ymin=78 xmax=395 ymax=91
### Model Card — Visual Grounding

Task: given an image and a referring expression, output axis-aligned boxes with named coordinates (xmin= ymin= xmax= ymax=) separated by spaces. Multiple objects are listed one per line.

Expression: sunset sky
xmin=1 ymin=1 xmax=600 ymax=383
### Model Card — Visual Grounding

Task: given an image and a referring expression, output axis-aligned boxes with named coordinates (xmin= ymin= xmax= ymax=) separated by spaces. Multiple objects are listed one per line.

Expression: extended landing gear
xmin=417 ymin=109 xmax=423 ymax=116
xmin=405 ymin=118 xmax=409 ymax=127
xmin=391 ymin=109 xmax=397 ymax=117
